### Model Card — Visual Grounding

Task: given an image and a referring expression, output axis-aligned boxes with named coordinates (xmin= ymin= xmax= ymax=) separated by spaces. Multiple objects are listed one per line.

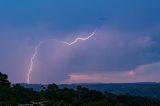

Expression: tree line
xmin=0 ymin=72 xmax=160 ymax=106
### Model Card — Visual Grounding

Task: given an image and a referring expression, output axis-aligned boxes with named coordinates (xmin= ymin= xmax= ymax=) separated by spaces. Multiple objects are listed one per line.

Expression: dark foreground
xmin=0 ymin=72 xmax=160 ymax=106
xmin=22 ymin=82 xmax=160 ymax=99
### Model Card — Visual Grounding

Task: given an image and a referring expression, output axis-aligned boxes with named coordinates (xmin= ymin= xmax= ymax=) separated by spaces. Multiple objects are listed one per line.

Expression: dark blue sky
xmin=0 ymin=0 xmax=160 ymax=83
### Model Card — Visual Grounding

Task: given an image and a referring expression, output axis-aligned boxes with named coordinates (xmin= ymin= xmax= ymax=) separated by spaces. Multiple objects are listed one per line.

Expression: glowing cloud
xmin=27 ymin=30 xmax=96 ymax=83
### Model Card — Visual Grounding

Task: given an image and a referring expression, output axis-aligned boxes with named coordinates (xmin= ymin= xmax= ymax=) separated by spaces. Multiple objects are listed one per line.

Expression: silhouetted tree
xmin=0 ymin=72 xmax=11 ymax=88
xmin=1 ymin=72 xmax=160 ymax=106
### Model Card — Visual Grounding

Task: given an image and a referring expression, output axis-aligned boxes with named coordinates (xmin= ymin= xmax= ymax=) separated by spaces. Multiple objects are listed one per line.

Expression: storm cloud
xmin=0 ymin=0 xmax=160 ymax=83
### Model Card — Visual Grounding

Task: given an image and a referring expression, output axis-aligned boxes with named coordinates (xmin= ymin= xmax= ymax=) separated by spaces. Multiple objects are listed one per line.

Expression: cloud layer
xmin=30 ymin=26 xmax=160 ymax=83
xmin=0 ymin=0 xmax=160 ymax=83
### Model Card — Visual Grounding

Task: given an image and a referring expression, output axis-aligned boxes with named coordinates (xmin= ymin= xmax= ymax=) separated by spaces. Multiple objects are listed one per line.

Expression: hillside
xmin=1 ymin=72 xmax=160 ymax=106
xmin=21 ymin=82 xmax=160 ymax=99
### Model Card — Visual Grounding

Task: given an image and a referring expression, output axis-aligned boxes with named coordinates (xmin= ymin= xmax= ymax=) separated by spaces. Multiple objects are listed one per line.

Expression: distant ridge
xmin=19 ymin=82 xmax=160 ymax=99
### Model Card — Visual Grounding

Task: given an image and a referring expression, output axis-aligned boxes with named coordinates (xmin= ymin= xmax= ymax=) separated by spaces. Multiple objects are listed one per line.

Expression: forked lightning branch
xmin=27 ymin=30 xmax=96 ymax=83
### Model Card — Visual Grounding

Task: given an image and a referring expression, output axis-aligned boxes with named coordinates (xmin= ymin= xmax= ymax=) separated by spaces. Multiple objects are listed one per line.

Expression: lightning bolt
xmin=27 ymin=39 xmax=57 ymax=84
xmin=27 ymin=30 xmax=96 ymax=83
xmin=61 ymin=30 xmax=96 ymax=45
xmin=27 ymin=42 xmax=41 ymax=84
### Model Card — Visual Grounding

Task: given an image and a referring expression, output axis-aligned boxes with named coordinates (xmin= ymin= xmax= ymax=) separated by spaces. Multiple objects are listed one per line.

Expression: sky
xmin=0 ymin=0 xmax=160 ymax=84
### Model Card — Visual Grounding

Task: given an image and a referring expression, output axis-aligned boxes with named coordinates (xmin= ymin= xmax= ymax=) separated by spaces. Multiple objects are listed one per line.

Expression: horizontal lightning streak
xmin=27 ymin=30 xmax=96 ymax=83
xmin=61 ymin=30 xmax=96 ymax=45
